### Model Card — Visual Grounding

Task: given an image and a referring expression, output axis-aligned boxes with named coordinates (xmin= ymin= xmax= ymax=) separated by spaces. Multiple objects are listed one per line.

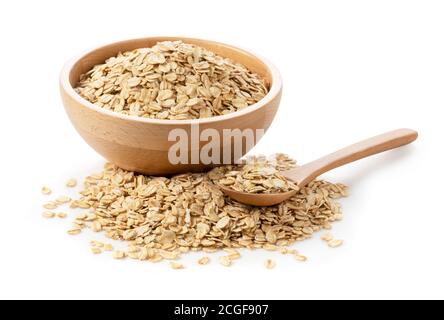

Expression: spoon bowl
xmin=218 ymin=184 xmax=298 ymax=206
xmin=219 ymin=129 xmax=418 ymax=206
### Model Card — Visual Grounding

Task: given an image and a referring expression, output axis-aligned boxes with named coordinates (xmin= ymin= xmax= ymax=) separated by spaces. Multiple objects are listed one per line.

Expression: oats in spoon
xmin=210 ymin=155 xmax=299 ymax=194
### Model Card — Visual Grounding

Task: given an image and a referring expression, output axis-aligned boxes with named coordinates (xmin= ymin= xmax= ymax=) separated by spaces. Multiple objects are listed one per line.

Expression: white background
xmin=0 ymin=0 xmax=443 ymax=300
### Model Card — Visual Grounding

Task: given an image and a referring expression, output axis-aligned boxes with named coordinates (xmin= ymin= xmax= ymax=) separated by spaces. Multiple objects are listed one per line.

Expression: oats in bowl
xmin=60 ymin=37 xmax=282 ymax=175
xmin=75 ymin=40 xmax=268 ymax=120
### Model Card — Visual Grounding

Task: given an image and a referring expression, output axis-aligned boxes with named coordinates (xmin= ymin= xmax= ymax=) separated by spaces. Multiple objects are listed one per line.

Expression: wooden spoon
xmin=219 ymin=128 xmax=418 ymax=206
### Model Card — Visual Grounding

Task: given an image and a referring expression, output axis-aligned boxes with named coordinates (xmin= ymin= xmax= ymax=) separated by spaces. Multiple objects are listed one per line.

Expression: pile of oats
xmin=58 ymin=154 xmax=347 ymax=265
xmin=210 ymin=154 xmax=299 ymax=194
xmin=75 ymin=41 xmax=268 ymax=120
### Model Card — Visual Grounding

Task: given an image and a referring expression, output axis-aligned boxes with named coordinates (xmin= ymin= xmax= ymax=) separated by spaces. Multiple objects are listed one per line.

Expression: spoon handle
xmin=283 ymin=128 xmax=418 ymax=187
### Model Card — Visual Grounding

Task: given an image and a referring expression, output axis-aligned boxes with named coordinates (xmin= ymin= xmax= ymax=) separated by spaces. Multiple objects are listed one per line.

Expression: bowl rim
xmin=60 ymin=36 xmax=282 ymax=126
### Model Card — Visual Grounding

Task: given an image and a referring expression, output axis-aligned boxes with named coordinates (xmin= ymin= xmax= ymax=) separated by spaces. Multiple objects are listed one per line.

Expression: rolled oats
xmin=321 ymin=232 xmax=333 ymax=242
xmin=41 ymin=186 xmax=52 ymax=195
xmin=51 ymin=154 xmax=347 ymax=266
xmin=75 ymin=41 xmax=268 ymax=120
xmin=327 ymin=239 xmax=343 ymax=248
xmin=264 ymin=259 xmax=275 ymax=269
xmin=211 ymin=154 xmax=299 ymax=194
xmin=113 ymin=251 xmax=126 ymax=259
xmin=90 ymin=240 xmax=104 ymax=248
xmin=197 ymin=257 xmax=210 ymax=265
xmin=170 ymin=262 xmax=184 ymax=270
xmin=219 ymin=256 xmax=232 ymax=267
xmin=67 ymin=228 xmax=81 ymax=236
xmin=43 ymin=202 xmax=57 ymax=210
xmin=55 ymin=196 xmax=71 ymax=205
xmin=56 ymin=212 xmax=67 ymax=219
xmin=224 ymin=249 xmax=241 ymax=260
xmin=91 ymin=247 xmax=102 ymax=254
xmin=42 ymin=211 xmax=55 ymax=219
xmin=66 ymin=179 xmax=77 ymax=188
xmin=294 ymin=254 xmax=308 ymax=262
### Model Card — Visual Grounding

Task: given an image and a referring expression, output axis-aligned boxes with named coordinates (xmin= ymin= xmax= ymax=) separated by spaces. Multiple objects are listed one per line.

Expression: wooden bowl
xmin=60 ymin=37 xmax=282 ymax=175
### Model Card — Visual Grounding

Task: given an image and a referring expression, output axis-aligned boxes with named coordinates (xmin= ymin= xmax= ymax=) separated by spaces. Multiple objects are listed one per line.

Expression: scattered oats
xmin=216 ymin=216 xmax=231 ymax=229
xmin=75 ymin=40 xmax=268 ymax=120
xmin=148 ymin=254 xmax=163 ymax=263
xmin=113 ymin=251 xmax=126 ymax=260
xmin=66 ymin=179 xmax=77 ymax=188
xmin=70 ymin=200 xmax=90 ymax=209
xmin=56 ymin=212 xmax=67 ymax=219
xmin=179 ymin=247 xmax=190 ymax=253
xmin=279 ymin=247 xmax=292 ymax=254
xmin=294 ymin=254 xmax=308 ymax=262
xmin=90 ymin=240 xmax=104 ymax=248
xmin=43 ymin=202 xmax=57 ymax=210
xmin=91 ymin=221 xmax=102 ymax=232
xmin=197 ymin=257 xmax=210 ymax=265
xmin=224 ymin=249 xmax=241 ymax=260
xmin=91 ymin=247 xmax=102 ymax=254
xmin=84 ymin=213 xmax=96 ymax=221
xmin=321 ymin=233 xmax=333 ymax=242
xmin=170 ymin=262 xmax=184 ymax=270
xmin=159 ymin=250 xmax=179 ymax=260
xmin=42 ymin=211 xmax=55 ymax=219
xmin=41 ymin=186 xmax=52 ymax=195
xmin=262 ymin=244 xmax=279 ymax=251
xmin=67 ymin=228 xmax=81 ymax=236
xmin=219 ymin=256 xmax=232 ymax=267
xmin=72 ymin=220 xmax=85 ymax=228
xmin=127 ymin=246 xmax=140 ymax=254
xmin=286 ymin=249 xmax=299 ymax=255
xmin=138 ymin=247 xmax=149 ymax=260
xmin=328 ymin=239 xmax=344 ymax=248
xmin=55 ymin=195 xmax=71 ymax=204
xmin=127 ymin=77 xmax=141 ymax=88
xmin=334 ymin=214 xmax=343 ymax=221
xmin=265 ymin=230 xmax=278 ymax=244
xmin=75 ymin=213 xmax=87 ymax=220
xmin=264 ymin=259 xmax=275 ymax=269
xmin=128 ymin=252 xmax=140 ymax=259
xmin=228 ymin=253 xmax=241 ymax=260
xmin=60 ymin=154 xmax=348 ymax=267
xmin=103 ymin=244 xmax=113 ymax=251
